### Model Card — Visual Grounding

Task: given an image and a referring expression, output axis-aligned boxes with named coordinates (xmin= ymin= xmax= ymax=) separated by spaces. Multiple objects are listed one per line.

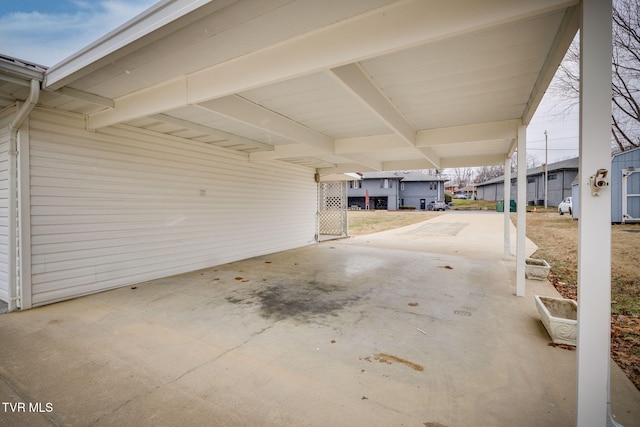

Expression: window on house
xmin=382 ymin=179 xmax=390 ymax=189
xmin=400 ymin=182 xmax=405 ymax=191
xmin=548 ymin=174 xmax=557 ymax=180
xmin=527 ymin=178 xmax=535 ymax=184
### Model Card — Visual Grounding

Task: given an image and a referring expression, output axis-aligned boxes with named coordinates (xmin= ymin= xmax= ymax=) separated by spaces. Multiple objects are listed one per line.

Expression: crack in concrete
xmin=93 ymin=321 xmax=281 ymax=424
xmin=169 ymin=320 xmax=281 ymax=385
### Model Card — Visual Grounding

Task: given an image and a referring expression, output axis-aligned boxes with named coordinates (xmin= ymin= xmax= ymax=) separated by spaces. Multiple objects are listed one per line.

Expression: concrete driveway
xmin=1 ymin=212 xmax=639 ymax=426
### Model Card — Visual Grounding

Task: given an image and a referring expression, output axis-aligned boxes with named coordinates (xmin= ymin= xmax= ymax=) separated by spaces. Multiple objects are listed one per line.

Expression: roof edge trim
xmin=0 ymin=56 xmax=45 ymax=84
xmin=43 ymin=0 xmax=219 ymax=90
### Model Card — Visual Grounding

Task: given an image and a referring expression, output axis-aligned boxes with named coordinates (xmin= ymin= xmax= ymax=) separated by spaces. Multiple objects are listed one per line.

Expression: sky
xmin=0 ymin=0 xmax=157 ymax=67
xmin=0 ymin=0 xmax=579 ymax=165
xmin=526 ymin=93 xmax=579 ymax=165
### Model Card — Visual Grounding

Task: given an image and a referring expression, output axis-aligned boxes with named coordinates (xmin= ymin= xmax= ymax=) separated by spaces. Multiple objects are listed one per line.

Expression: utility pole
xmin=544 ymin=130 xmax=548 ymax=209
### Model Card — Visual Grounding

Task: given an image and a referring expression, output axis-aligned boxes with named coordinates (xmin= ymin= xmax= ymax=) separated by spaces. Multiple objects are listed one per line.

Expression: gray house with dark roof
xmin=347 ymin=171 xmax=446 ymax=210
xmin=476 ymin=157 xmax=578 ymax=207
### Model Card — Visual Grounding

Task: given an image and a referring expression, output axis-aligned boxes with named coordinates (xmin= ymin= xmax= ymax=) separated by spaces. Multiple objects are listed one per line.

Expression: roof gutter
xmin=7 ymin=79 xmax=40 ymax=311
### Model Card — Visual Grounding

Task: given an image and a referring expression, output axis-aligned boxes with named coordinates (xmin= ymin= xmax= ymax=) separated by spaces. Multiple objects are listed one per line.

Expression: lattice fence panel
xmin=318 ymin=182 xmax=348 ymax=236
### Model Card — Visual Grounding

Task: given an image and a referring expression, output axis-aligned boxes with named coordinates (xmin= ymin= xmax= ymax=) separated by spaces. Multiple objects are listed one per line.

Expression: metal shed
xmin=572 ymin=147 xmax=640 ymax=223
xmin=611 ymin=147 xmax=640 ymax=223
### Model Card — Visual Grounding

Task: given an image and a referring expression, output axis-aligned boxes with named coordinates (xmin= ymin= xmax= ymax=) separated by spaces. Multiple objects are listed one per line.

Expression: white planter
xmin=534 ymin=295 xmax=577 ymax=346
xmin=525 ymin=258 xmax=551 ymax=280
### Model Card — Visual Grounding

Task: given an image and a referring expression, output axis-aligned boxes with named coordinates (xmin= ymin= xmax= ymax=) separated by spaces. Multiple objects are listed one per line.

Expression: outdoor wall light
xmin=589 ymin=168 xmax=609 ymax=196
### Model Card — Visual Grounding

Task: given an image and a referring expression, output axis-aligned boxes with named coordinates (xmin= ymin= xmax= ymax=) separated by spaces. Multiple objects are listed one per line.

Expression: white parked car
xmin=558 ymin=197 xmax=572 ymax=216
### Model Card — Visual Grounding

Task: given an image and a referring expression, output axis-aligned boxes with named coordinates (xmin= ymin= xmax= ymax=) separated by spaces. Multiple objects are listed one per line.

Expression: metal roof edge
xmin=477 ymin=157 xmax=579 ymax=187
xmin=612 ymin=146 xmax=640 ymax=159
xmin=0 ymin=55 xmax=46 ymax=83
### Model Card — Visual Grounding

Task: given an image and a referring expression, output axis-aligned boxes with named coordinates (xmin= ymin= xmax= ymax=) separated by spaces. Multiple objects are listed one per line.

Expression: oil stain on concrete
xmin=227 ymin=280 xmax=362 ymax=322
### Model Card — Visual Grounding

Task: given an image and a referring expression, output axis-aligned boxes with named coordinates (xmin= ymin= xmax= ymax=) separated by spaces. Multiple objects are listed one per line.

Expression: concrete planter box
xmin=534 ymin=295 xmax=577 ymax=346
xmin=525 ymin=258 xmax=551 ymax=280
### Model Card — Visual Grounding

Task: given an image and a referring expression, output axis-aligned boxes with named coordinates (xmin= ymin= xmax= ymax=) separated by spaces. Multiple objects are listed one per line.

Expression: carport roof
xmin=1 ymin=0 xmax=578 ymax=176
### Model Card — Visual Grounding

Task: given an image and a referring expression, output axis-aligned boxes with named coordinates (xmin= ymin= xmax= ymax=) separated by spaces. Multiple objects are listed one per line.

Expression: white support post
xmin=576 ymin=0 xmax=613 ymax=425
xmin=515 ymin=124 xmax=526 ymax=297
xmin=18 ymin=124 xmax=32 ymax=309
xmin=503 ymin=155 xmax=512 ymax=259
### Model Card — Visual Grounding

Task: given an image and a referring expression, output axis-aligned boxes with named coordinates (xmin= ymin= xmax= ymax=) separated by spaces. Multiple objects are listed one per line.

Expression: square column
xmin=515 ymin=124 xmax=527 ymax=297
xmin=503 ymin=155 xmax=512 ymax=259
xmin=576 ymin=0 xmax=613 ymax=425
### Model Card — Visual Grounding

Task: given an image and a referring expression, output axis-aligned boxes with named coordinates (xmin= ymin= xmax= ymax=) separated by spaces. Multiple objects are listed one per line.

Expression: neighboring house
xmin=476 ymin=157 xmax=578 ymax=207
xmin=456 ymin=185 xmax=477 ymax=199
xmin=572 ymin=147 xmax=640 ymax=223
xmin=347 ymin=171 xmax=446 ymax=210
xmin=445 ymin=183 xmax=459 ymax=194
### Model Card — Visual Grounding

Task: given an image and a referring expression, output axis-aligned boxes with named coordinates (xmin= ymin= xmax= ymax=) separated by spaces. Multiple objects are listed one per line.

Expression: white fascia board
xmin=0 ymin=59 xmax=45 ymax=84
xmin=334 ymin=134 xmax=406 ymax=153
xmin=317 ymin=163 xmax=380 ymax=175
xmin=85 ymin=0 xmax=575 ymax=129
xmin=250 ymin=144 xmax=326 ymax=162
xmin=507 ymin=137 xmax=519 ymax=158
xmin=521 ymin=6 xmax=579 ymax=125
xmin=43 ymin=0 xmax=221 ymax=90
xmin=250 ymin=142 xmax=385 ymax=173
xmin=88 ymin=77 xmax=187 ymax=130
xmin=382 ymin=159 xmax=438 ymax=171
xmin=338 ymin=153 xmax=384 ymax=171
xmin=327 ymin=64 xmax=416 ymax=145
xmin=151 ymin=113 xmax=273 ymax=151
xmin=417 ymin=146 xmax=441 ymax=168
xmin=198 ymin=95 xmax=334 ymax=153
xmin=318 ymin=173 xmax=359 ymax=182
xmin=440 ymin=154 xmax=507 ymax=168
xmin=417 ymin=120 xmax=519 ymax=146
xmin=58 ymin=87 xmax=115 ymax=108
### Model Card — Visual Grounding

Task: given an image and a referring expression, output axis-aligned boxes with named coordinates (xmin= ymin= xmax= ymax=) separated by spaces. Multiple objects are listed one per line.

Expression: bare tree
xmin=552 ymin=0 xmax=640 ymax=152
xmin=453 ymin=167 xmax=474 ymax=188
xmin=474 ymin=165 xmax=505 ymax=183
xmin=611 ymin=0 xmax=640 ymax=151
xmin=509 ymin=152 xmax=540 ymax=174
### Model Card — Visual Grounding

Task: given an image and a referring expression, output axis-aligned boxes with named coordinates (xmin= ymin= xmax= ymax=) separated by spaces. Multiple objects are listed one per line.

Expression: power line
xmin=527 ymin=147 xmax=577 ymax=151
xmin=528 ymin=136 xmax=578 ymax=143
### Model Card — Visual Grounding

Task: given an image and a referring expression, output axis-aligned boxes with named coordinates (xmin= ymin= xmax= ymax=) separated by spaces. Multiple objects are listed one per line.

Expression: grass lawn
xmin=449 ymin=199 xmax=497 ymax=210
xmin=348 ymin=209 xmax=640 ymax=391
xmin=347 ymin=210 xmax=443 ymax=236
xmin=522 ymin=212 xmax=640 ymax=391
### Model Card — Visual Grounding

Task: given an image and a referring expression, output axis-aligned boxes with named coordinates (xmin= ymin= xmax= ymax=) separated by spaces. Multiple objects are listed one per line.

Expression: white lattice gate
xmin=317 ymin=181 xmax=348 ymax=239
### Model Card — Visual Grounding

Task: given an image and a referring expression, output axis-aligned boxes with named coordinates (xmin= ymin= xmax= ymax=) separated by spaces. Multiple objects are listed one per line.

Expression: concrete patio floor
xmin=1 ymin=212 xmax=639 ymax=426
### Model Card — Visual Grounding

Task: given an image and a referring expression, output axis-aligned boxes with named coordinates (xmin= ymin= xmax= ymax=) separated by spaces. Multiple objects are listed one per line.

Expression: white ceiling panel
xmin=241 ymin=72 xmax=390 ymax=139
xmin=3 ymin=0 xmax=579 ymax=173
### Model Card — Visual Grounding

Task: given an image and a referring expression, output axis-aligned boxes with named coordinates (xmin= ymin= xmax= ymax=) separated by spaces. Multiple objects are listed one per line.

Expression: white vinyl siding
xmin=28 ymin=109 xmax=317 ymax=306
xmin=0 ymin=123 xmax=9 ymax=302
